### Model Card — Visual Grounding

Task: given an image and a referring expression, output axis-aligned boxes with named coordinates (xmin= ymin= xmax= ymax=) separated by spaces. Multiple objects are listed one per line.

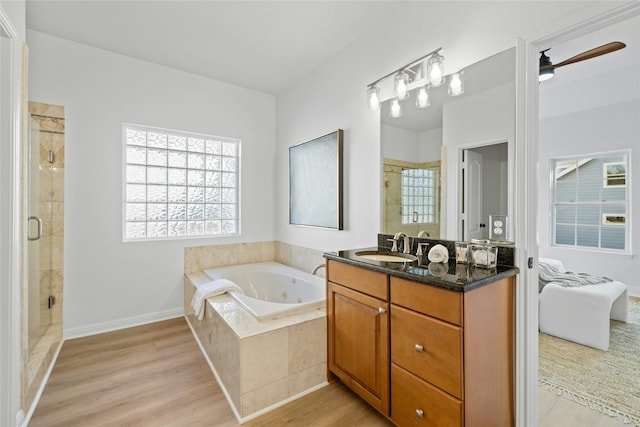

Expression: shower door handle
xmin=28 ymin=216 xmax=43 ymax=241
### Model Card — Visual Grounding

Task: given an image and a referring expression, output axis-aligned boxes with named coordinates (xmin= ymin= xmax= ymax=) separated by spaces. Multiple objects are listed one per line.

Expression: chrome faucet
xmin=416 ymin=242 xmax=429 ymax=265
xmin=393 ymin=232 xmax=411 ymax=254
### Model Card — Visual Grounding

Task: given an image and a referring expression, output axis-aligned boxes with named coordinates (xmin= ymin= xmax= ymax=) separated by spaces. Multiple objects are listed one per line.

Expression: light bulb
xmin=539 ymin=69 xmax=554 ymax=82
xmin=416 ymin=86 xmax=430 ymax=108
xmin=394 ymin=71 xmax=410 ymax=100
xmin=448 ymin=71 xmax=464 ymax=96
xmin=426 ymin=52 xmax=445 ymax=87
xmin=367 ymin=86 xmax=380 ymax=110
xmin=430 ymin=66 xmax=442 ymax=85
xmin=389 ymin=99 xmax=402 ymax=118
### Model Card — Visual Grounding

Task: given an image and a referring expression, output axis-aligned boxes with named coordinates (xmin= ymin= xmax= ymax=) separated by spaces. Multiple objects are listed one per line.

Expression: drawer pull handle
xmin=378 ymin=307 xmax=386 ymax=315
xmin=416 ymin=409 xmax=424 ymax=418
xmin=415 ymin=344 xmax=424 ymax=352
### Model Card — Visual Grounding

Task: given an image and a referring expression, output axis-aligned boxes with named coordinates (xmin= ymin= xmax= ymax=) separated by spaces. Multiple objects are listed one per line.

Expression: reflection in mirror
xmin=380 ymin=47 xmax=516 ymax=240
xmin=461 ymin=143 xmax=509 ymax=241
xmin=383 ymin=158 xmax=440 ymax=238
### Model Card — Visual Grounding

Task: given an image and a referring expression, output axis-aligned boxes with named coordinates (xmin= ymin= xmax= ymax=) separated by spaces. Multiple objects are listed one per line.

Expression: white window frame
xmin=551 ymin=150 xmax=631 ymax=254
xmin=122 ymin=123 xmax=240 ymax=242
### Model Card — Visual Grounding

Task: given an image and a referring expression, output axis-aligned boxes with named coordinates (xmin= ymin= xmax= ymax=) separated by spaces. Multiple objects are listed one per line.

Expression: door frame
xmin=0 ymin=5 xmax=24 ymax=427
xmin=514 ymin=2 xmax=640 ymax=425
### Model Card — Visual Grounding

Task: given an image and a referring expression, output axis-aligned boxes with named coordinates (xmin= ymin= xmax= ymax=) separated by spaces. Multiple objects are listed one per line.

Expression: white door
xmin=463 ymin=149 xmax=484 ymax=240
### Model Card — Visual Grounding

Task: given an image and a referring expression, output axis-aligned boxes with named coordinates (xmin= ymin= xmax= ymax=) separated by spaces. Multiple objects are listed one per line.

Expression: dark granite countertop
xmin=324 ymin=247 xmax=519 ymax=292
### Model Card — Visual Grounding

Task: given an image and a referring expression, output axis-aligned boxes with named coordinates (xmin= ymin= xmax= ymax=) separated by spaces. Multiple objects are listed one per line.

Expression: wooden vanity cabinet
xmin=327 ymin=261 xmax=390 ymax=415
xmin=327 ymin=259 xmax=515 ymax=427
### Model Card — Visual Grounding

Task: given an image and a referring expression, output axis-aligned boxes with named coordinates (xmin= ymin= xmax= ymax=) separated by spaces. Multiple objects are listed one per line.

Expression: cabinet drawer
xmin=390 ymin=276 xmax=462 ymax=325
xmin=391 ymin=364 xmax=462 ymax=427
xmin=391 ymin=305 xmax=462 ymax=399
xmin=328 ymin=260 xmax=388 ymax=300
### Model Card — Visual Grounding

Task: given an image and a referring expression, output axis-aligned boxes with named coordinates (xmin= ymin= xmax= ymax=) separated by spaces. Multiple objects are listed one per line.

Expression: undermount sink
xmin=355 ymin=250 xmax=418 ymax=263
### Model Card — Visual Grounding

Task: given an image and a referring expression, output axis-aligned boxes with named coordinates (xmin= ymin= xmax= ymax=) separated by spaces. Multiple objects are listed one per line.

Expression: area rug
xmin=539 ymin=297 xmax=640 ymax=425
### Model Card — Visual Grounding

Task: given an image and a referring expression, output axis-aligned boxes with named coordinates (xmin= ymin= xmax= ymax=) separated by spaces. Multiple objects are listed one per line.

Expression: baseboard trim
xmin=64 ymin=308 xmax=183 ymax=340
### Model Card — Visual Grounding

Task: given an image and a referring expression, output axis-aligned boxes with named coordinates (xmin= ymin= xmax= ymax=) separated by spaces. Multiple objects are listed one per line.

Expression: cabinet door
xmin=327 ymin=282 xmax=390 ymax=415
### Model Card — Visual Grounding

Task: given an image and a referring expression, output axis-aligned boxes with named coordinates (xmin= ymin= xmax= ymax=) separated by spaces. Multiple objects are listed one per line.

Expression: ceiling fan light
xmin=394 ymin=71 xmax=410 ymax=100
xmin=539 ymin=68 xmax=555 ymax=82
xmin=415 ymin=86 xmax=430 ymax=108
xmin=539 ymin=50 xmax=555 ymax=82
xmin=389 ymin=99 xmax=403 ymax=118
xmin=367 ymin=85 xmax=380 ymax=110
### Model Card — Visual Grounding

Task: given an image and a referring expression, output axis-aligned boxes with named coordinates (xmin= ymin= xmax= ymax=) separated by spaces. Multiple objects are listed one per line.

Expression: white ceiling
xmin=25 ymin=1 xmax=639 ymax=110
xmin=25 ymin=0 xmax=402 ymax=94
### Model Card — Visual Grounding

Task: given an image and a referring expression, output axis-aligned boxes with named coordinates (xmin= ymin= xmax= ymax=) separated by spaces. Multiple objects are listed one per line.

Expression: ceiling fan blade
xmin=553 ymin=41 xmax=626 ymax=69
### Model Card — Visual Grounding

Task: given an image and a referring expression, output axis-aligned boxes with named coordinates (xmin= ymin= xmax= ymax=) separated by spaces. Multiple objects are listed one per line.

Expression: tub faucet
xmin=311 ymin=264 xmax=326 ymax=276
xmin=393 ymin=232 xmax=411 ymax=254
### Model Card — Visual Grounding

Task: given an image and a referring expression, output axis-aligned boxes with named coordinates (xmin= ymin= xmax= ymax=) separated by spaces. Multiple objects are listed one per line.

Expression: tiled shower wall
xmin=383 ymin=158 xmax=441 ymax=239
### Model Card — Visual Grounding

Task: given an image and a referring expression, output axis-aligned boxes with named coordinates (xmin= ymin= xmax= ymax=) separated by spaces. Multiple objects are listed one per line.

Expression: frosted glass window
xmin=401 ymin=168 xmax=438 ymax=225
xmin=124 ymin=124 xmax=240 ymax=241
xmin=552 ymin=152 xmax=629 ymax=253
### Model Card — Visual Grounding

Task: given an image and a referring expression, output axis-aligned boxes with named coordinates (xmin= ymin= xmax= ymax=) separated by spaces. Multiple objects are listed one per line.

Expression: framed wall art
xmin=289 ymin=129 xmax=343 ymax=229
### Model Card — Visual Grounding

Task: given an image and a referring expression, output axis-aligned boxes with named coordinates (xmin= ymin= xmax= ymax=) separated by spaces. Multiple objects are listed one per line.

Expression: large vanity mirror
xmin=380 ymin=47 xmax=516 ymax=241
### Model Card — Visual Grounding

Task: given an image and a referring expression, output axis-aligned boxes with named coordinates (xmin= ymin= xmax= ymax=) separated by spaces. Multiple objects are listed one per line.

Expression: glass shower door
xmin=27 ymin=114 xmax=51 ymax=353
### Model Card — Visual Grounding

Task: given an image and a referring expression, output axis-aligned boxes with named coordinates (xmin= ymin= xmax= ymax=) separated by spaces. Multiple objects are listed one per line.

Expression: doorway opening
xmin=459 ymin=141 xmax=509 ymax=241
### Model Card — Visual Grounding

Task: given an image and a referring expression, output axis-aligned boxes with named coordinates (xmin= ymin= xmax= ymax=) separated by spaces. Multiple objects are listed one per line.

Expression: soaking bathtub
xmin=203 ymin=262 xmax=326 ymax=321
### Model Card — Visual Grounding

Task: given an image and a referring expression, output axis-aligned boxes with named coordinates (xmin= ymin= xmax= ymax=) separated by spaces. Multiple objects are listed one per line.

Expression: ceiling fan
xmin=539 ymin=41 xmax=626 ymax=81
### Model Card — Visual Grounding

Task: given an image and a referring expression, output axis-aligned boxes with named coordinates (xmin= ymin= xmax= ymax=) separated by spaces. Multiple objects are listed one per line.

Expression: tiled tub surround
xmin=184 ymin=241 xmax=327 ymax=422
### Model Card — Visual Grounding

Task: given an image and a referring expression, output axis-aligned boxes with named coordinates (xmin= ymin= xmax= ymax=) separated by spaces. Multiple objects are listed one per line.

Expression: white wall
xmin=27 ymin=30 xmax=277 ymax=336
xmin=538 ymin=99 xmax=640 ymax=296
xmin=275 ymin=2 xmax=591 ymax=251
xmin=442 ymin=83 xmax=515 ymax=238
xmin=381 ymin=123 xmax=418 ymax=161
xmin=418 ymin=128 xmax=443 ymax=162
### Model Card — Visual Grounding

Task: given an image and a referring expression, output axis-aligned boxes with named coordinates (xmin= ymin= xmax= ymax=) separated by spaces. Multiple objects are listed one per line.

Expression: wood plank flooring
xmin=29 ymin=317 xmax=392 ymax=427
xmin=30 ymin=316 xmax=624 ymax=426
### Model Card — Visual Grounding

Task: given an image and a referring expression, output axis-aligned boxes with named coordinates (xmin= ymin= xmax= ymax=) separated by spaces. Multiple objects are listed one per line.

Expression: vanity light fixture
xmin=389 ymin=99 xmax=403 ymax=118
xmin=366 ymin=47 xmax=466 ymax=117
xmin=426 ymin=52 xmax=445 ymax=87
xmin=394 ymin=71 xmax=410 ymax=100
xmin=367 ymin=85 xmax=380 ymax=111
xmin=415 ymin=85 xmax=430 ymax=108
xmin=448 ymin=71 xmax=464 ymax=96
xmin=366 ymin=47 xmax=443 ymax=111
